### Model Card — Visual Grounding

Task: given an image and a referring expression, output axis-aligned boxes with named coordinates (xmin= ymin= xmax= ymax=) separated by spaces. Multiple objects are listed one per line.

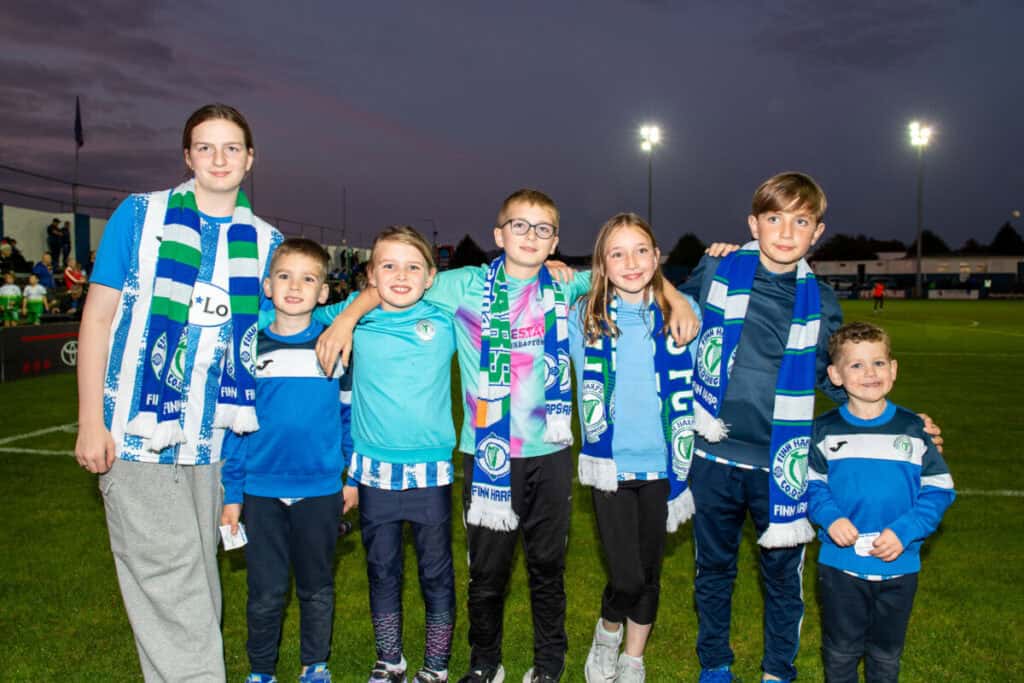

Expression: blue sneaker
xmin=299 ymin=663 xmax=332 ymax=682
xmin=698 ymin=666 xmax=734 ymax=683
xmin=246 ymin=675 xmax=278 ymax=683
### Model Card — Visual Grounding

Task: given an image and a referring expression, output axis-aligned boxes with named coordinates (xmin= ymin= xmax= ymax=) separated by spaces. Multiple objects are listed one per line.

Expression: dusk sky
xmin=2 ymin=0 xmax=1022 ymax=255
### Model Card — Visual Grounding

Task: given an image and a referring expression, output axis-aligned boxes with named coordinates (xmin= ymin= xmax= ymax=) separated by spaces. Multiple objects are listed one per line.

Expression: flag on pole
xmin=74 ymin=96 xmax=84 ymax=148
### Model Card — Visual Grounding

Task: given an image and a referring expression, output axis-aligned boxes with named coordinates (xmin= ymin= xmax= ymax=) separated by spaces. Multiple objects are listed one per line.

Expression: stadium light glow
xmin=909 ymin=119 xmax=935 ymax=298
xmin=909 ymin=121 xmax=933 ymax=148
xmin=639 ymin=124 xmax=662 ymax=224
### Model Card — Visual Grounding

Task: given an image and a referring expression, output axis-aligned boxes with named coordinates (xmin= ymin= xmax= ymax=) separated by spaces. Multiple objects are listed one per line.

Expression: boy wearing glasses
xmin=320 ymin=189 xmax=587 ymax=683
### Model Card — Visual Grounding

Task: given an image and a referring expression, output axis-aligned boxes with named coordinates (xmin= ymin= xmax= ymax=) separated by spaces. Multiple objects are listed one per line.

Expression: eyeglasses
xmin=500 ymin=218 xmax=558 ymax=240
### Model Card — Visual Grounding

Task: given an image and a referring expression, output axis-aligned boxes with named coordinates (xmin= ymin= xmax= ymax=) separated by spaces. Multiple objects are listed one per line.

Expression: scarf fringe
xmin=213 ymin=405 xmax=238 ymax=430
xmin=695 ymin=402 xmax=728 ymax=442
xmin=230 ymin=406 xmax=260 ymax=435
xmin=666 ymin=488 xmax=695 ymax=533
xmin=148 ymin=420 xmax=187 ymax=452
xmin=758 ymin=518 xmax=815 ymax=548
xmin=125 ymin=412 xmax=156 ymax=439
xmin=466 ymin=500 xmax=519 ymax=531
xmin=578 ymin=453 xmax=618 ymax=492
xmin=543 ymin=417 xmax=573 ymax=446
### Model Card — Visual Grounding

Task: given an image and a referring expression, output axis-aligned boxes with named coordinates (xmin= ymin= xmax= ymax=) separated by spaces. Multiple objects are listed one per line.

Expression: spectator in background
xmin=61 ymin=284 xmax=85 ymax=320
xmin=58 ymin=220 xmax=72 ymax=270
xmin=21 ymin=273 xmax=54 ymax=324
xmin=64 ymin=257 xmax=87 ymax=291
xmin=87 ymin=249 xmax=96 ymax=277
xmin=0 ymin=272 xmax=21 ymax=327
xmin=1 ymin=241 xmax=31 ymax=274
xmin=46 ymin=218 xmax=62 ymax=267
xmin=872 ymin=281 xmax=886 ymax=312
xmin=32 ymin=253 xmax=56 ymax=291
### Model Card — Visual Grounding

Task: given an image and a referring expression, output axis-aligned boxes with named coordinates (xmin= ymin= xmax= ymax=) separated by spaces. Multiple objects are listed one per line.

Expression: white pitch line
xmin=0 ymin=422 xmax=78 ymax=446
xmin=958 ymin=489 xmax=1024 ymax=497
xmin=0 ymin=447 xmax=76 ymax=456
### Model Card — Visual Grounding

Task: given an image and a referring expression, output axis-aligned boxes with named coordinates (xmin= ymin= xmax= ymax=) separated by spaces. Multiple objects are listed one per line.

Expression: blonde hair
xmin=751 ymin=171 xmax=827 ymax=222
xmin=582 ymin=213 xmax=669 ymax=343
xmin=370 ymin=225 xmax=435 ymax=271
xmin=269 ymin=238 xmax=330 ymax=281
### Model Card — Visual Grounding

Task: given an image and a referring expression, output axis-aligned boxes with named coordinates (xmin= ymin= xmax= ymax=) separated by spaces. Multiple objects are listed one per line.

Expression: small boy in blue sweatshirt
xmin=221 ymin=238 xmax=353 ymax=683
xmin=808 ymin=321 xmax=954 ymax=683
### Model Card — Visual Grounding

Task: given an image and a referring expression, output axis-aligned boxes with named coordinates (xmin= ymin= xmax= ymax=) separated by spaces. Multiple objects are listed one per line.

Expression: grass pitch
xmin=0 ymin=300 xmax=1022 ymax=680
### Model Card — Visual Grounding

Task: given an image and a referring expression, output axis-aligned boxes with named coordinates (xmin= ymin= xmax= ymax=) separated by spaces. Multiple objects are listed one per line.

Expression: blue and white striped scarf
xmin=468 ymin=255 xmax=572 ymax=531
xmin=692 ymin=241 xmax=819 ymax=547
xmin=578 ymin=297 xmax=696 ymax=532
xmin=125 ymin=180 xmax=261 ymax=452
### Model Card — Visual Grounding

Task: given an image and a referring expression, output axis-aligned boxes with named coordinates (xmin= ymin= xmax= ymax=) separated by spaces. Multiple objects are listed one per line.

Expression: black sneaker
xmin=456 ymin=664 xmax=505 ymax=683
xmin=521 ymin=667 xmax=559 ymax=683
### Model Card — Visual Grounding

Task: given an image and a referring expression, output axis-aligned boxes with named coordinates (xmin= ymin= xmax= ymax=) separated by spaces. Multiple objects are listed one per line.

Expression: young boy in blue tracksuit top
xmin=680 ymin=172 xmax=845 ymax=683
xmin=808 ymin=321 xmax=954 ymax=683
xmin=343 ymin=226 xmax=458 ymax=683
xmin=221 ymin=238 xmax=351 ymax=683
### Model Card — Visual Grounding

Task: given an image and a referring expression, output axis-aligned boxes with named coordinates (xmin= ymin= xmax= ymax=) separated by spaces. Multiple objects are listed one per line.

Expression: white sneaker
xmin=615 ymin=654 xmax=645 ymax=683
xmin=584 ymin=619 xmax=622 ymax=683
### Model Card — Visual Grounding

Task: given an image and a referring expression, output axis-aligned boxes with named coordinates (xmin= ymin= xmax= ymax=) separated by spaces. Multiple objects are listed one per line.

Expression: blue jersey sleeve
xmin=220 ymin=430 xmax=248 ymax=505
xmin=888 ymin=424 xmax=956 ymax=546
xmin=90 ymin=196 xmax=138 ymax=290
xmin=807 ymin=423 xmax=846 ymax=530
xmin=678 ymin=255 xmax=717 ymax=306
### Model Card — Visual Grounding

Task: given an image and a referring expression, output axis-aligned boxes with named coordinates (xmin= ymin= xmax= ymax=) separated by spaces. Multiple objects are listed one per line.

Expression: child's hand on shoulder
xmin=870 ymin=529 xmax=904 ymax=562
xmin=827 ymin=517 xmax=859 ymax=546
xmin=221 ymin=503 xmax=242 ymax=535
xmin=343 ymin=484 xmax=359 ymax=514
xmin=705 ymin=242 xmax=742 ymax=258
xmin=918 ymin=413 xmax=943 ymax=453
xmin=543 ymin=259 xmax=576 ymax=283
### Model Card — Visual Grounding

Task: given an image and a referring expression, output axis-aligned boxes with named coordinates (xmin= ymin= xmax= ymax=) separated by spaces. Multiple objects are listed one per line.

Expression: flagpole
xmin=73 ymin=145 xmax=79 ymax=214
xmin=73 ymin=95 xmax=83 ymax=214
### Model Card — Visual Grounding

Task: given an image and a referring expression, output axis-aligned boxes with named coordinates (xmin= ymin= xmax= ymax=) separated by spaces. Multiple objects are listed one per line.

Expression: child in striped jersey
xmin=344 ymin=226 xmax=458 ymax=683
xmin=570 ymin=214 xmax=701 ymax=683
xmin=808 ymin=322 xmax=954 ymax=683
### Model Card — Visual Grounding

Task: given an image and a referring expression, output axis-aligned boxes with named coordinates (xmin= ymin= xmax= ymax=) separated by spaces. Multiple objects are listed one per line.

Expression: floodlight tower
xmin=909 ymin=120 xmax=933 ymax=298
xmin=640 ymin=124 xmax=661 ymax=225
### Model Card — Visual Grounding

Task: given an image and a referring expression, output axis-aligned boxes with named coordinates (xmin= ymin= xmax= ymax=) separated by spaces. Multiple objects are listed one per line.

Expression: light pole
xmin=640 ymin=124 xmax=661 ymax=225
xmin=909 ymin=120 xmax=932 ymax=298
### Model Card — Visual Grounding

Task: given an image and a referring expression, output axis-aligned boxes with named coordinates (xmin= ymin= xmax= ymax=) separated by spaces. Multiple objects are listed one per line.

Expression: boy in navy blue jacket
xmin=221 ymin=238 xmax=354 ymax=683
xmin=808 ymin=321 xmax=954 ymax=683
xmin=680 ymin=172 xmax=844 ymax=683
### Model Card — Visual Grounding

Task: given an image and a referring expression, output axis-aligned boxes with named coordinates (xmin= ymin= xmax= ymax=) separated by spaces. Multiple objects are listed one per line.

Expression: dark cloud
xmin=753 ymin=0 xmax=962 ymax=70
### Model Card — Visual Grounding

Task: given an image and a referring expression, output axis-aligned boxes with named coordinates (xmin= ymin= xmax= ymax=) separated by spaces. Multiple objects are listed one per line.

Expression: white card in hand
xmin=854 ymin=532 xmax=879 ymax=557
xmin=219 ymin=523 xmax=248 ymax=550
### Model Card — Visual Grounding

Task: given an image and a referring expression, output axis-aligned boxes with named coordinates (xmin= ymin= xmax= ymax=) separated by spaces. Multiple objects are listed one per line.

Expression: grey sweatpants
xmin=99 ymin=458 xmax=225 ymax=683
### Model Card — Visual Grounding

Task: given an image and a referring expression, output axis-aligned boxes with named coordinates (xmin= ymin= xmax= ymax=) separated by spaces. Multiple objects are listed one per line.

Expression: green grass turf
xmin=0 ymin=300 xmax=1022 ymax=680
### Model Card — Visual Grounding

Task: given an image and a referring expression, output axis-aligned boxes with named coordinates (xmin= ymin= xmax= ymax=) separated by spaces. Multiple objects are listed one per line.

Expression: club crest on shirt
xmin=477 ymin=434 xmax=510 ymax=481
xmin=893 ymin=435 xmax=913 ymax=458
xmin=415 ymin=319 xmax=436 ymax=342
xmin=773 ymin=436 xmax=810 ymax=500
xmin=697 ymin=326 xmax=724 ymax=387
